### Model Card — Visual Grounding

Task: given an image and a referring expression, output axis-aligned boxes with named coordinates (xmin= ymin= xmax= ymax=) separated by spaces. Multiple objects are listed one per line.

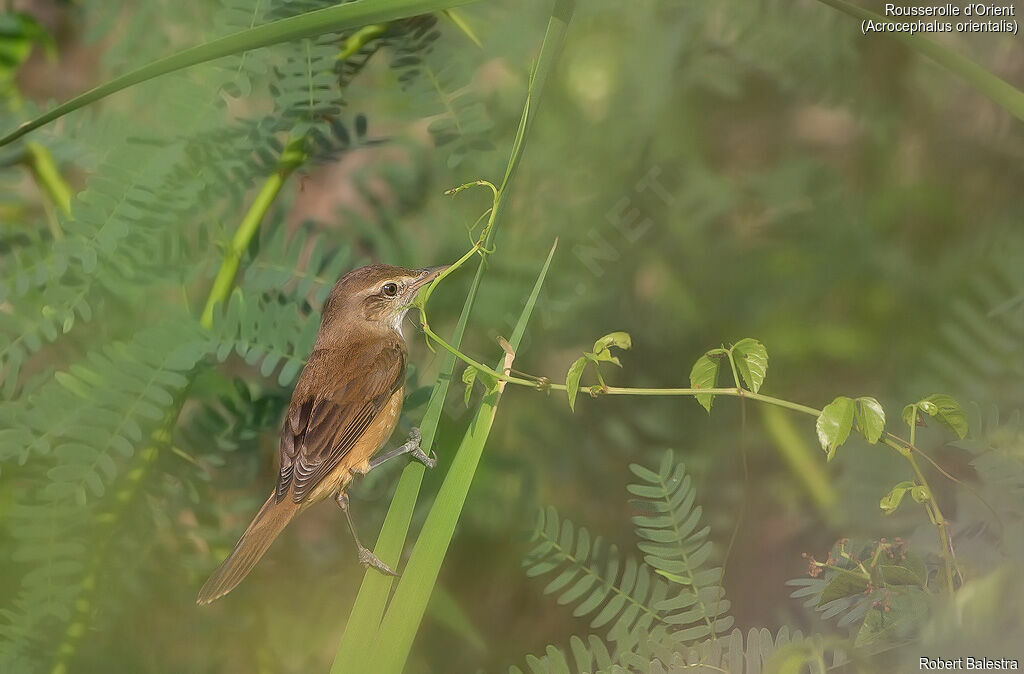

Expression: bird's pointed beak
xmin=408 ymin=265 xmax=450 ymax=292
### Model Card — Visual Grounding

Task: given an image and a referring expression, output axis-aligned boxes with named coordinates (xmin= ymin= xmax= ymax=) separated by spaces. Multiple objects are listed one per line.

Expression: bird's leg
xmin=366 ymin=427 xmax=436 ymax=470
xmin=335 ymin=491 xmax=398 ymax=577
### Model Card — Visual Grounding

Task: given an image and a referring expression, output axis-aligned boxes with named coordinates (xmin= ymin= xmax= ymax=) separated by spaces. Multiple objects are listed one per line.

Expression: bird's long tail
xmin=197 ymin=493 xmax=300 ymax=605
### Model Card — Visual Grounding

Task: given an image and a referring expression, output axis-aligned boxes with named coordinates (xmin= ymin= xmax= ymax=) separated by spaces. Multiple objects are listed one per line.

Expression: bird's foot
xmin=367 ymin=426 xmax=435 ymax=470
xmin=409 ymin=446 xmax=436 ymax=469
xmin=403 ymin=427 xmax=435 ymax=468
xmin=358 ymin=547 xmax=399 ymax=577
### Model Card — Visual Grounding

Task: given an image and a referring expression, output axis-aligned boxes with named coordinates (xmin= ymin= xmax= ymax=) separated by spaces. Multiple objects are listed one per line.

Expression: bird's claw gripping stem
xmin=358 ymin=547 xmax=399 ymax=577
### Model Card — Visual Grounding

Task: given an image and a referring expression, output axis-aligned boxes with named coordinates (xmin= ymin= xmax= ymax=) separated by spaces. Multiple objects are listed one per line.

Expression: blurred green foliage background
xmin=1 ymin=0 xmax=1023 ymax=672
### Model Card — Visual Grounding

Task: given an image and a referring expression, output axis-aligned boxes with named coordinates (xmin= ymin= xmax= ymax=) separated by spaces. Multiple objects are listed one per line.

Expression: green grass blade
xmin=367 ymin=239 xmax=557 ymax=674
xmin=330 ymin=4 xmax=572 ymax=670
xmin=815 ymin=0 xmax=1024 ymax=123
xmin=0 ymin=0 xmax=474 ymax=146
xmin=329 ymin=261 xmax=482 ymax=671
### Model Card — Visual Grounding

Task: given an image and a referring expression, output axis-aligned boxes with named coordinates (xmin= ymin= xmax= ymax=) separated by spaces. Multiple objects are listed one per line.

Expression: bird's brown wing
xmin=276 ymin=338 xmax=406 ymax=503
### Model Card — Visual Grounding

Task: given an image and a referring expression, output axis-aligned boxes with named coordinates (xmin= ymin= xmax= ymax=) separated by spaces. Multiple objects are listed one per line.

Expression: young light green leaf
xmin=731 ymin=337 xmax=768 ymax=393
xmin=816 ymin=396 xmax=855 ymax=461
xmin=565 ymin=356 xmax=588 ymax=412
xmin=880 ymin=481 xmax=915 ymax=514
xmin=854 ymin=396 xmax=885 ymax=444
xmin=590 ymin=350 xmax=621 ymax=366
xmin=919 ymin=394 xmax=968 ymax=439
xmin=689 ymin=350 xmax=724 ymax=413
xmin=901 ymin=404 xmax=919 ymax=430
xmin=590 ymin=331 xmax=630 ymax=367
xmin=461 ymin=366 xmax=477 ymax=407
xmin=592 ymin=331 xmax=631 ymax=353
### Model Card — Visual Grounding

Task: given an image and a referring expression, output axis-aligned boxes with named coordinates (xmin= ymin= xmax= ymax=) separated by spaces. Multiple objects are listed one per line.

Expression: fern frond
xmin=524 ymin=506 xmax=677 ymax=655
xmin=0 ymin=318 xmax=207 ymax=492
xmin=205 ymin=287 xmax=320 ymax=387
xmin=389 ymin=21 xmax=494 ymax=169
xmin=628 ymin=451 xmax=730 ymax=642
xmin=509 ymin=634 xmax=622 ymax=674
xmin=0 ymin=319 xmax=208 ymax=668
xmin=521 ymin=451 xmax=732 ymax=672
xmin=0 ymin=286 xmax=93 ymax=399
xmin=513 ymin=627 xmax=847 ymax=674
xmin=646 ymin=627 xmax=847 ymax=674
xmin=242 ymin=221 xmax=356 ymax=308
xmin=925 ymin=236 xmax=1024 ymax=410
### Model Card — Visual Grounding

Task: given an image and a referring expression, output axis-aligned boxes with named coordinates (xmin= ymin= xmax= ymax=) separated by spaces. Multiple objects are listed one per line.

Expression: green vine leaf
xmin=901 ymin=404 xmax=918 ymax=430
xmin=880 ymin=482 xmax=929 ymax=514
xmin=591 ymin=331 xmax=631 ymax=366
xmin=854 ymin=589 xmax=929 ymax=649
xmin=817 ymin=568 xmax=869 ymax=606
xmin=689 ymin=349 xmax=726 ymax=413
xmin=854 ymin=396 xmax=885 ymax=444
xmin=816 ymin=396 xmax=855 ymax=461
xmin=461 ymin=366 xmax=477 ymax=407
xmin=920 ymin=394 xmax=968 ymax=439
xmin=565 ymin=356 xmax=587 ymax=412
xmin=880 ymin=481 xmax=915 ymax=514
xmin=731 ymin=338 xmax=768 ymax=393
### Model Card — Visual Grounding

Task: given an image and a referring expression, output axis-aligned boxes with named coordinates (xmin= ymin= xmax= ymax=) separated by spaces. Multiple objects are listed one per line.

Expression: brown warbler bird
xmin=197 ymin=263 xmax=448 ymax=605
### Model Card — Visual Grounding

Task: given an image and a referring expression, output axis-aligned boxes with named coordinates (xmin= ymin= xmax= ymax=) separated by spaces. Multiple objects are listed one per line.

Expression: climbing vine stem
xmin=415 ymin=237 xmax=962 ymax=592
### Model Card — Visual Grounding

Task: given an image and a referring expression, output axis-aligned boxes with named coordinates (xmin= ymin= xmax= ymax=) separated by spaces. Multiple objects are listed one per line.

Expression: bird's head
xmin=316 ymin=264 xmax=448 ymax=346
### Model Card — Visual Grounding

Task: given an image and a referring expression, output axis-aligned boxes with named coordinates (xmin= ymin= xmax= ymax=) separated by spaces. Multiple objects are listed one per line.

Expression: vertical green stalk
xmin=200 ymin=136 xmax=306 ymax=328
xmin=905 ymin=449 xmax=957 ymax=593
xmin=23 ymin=142 xmax=72 ymax=216
xmin=23 ymin=141 xmax=72 ymax=240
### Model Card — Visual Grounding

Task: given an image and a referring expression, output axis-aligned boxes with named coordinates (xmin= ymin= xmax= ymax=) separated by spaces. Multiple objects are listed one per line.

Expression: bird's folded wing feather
xmin=276 ymin=339 xmax=405 ymax=503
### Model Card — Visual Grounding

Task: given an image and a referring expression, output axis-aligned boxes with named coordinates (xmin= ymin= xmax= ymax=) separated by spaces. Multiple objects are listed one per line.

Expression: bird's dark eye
xmin=381 ymin=282 xmax=399 ymax=298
